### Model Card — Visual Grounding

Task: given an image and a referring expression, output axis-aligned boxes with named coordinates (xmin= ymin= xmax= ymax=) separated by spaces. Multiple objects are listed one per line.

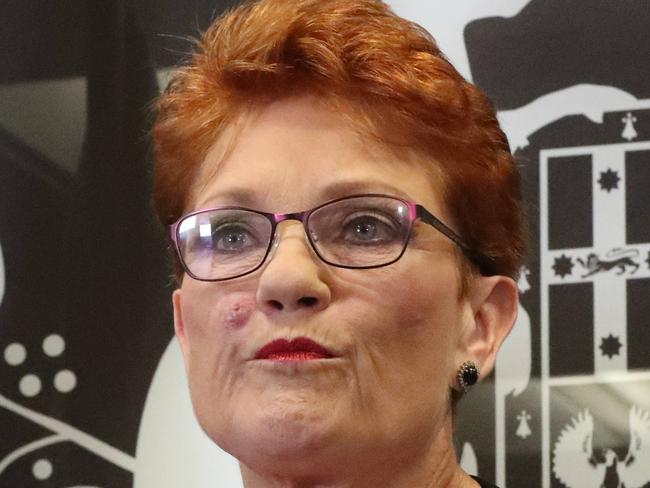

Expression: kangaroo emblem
xmin=577 ymin=249 xmax=639 ymax=278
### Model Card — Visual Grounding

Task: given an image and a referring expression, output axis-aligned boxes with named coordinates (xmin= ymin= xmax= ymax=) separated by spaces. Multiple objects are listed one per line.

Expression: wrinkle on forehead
xmin=187 ymin=95 xmax=449 ymax=215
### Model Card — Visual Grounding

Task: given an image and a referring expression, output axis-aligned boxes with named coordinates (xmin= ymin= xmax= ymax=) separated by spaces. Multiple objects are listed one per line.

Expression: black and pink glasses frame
xmin=169 ymin=193 xmax=496 ymax=281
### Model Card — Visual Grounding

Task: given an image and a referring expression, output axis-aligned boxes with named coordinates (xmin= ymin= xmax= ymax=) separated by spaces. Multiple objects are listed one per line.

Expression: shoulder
xmin=470 ymin=475 xmax=500 ymax=488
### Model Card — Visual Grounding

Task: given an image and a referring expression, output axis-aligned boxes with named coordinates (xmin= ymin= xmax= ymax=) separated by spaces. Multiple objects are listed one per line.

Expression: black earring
xmin=457 ymin=361 xmax=479 ymax=393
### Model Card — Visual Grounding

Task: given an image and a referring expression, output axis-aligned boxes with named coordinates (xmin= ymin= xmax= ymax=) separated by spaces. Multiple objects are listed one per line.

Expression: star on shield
xmin=552 ymin=254 xmax=574 ymax=278
xmin=598 ymin=169 xmax=620 ymax=192
xmin=599 ymin=334 xmax=623 ymax=359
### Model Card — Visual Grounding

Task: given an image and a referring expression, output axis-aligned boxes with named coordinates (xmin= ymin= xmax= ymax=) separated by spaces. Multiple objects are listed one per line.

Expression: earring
xmin=457 ymin=361 xmax=480 ymax=393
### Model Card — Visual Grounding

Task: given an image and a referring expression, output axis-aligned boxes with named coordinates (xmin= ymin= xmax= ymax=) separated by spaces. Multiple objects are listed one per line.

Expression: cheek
xmin=223 ymin=296 xmax=256 ymax=330
xmin=346 ymin=263 xmax=461 ymax=380
xmin=390 ymin=271 xmax=459 ymax=331
xmin=339 ymin=269 xmax=459 ymax=439
xmin=182 ymin=289 xmax=256 ymax=338
xmin=179 ymin=288 xmax=259 ymax=405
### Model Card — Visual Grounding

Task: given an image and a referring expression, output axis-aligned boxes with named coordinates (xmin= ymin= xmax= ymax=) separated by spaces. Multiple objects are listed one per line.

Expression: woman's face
xmin=173 ymin=96 xmax=477 ymax=479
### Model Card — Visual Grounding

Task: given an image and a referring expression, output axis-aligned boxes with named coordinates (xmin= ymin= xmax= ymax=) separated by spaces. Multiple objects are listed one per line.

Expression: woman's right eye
xmin=212 ymin=225 xmax=255 ymax=252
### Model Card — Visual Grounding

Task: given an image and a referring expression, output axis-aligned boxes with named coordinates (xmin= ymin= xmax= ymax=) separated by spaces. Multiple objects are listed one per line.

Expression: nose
xmin=256 ymin=222 xmax=331 ymax=314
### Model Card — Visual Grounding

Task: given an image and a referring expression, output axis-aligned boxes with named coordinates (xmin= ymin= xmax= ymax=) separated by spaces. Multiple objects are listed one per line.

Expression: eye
xmin=340 ymin=212 xmax=401 ymax=244
xmin=348 ymin=219 xmax=380 ymax=240
xmin=212 ymin=224 xmax=257 ymax=252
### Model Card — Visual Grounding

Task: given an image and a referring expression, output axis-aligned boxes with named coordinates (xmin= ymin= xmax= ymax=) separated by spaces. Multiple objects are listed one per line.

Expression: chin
xmin=214 ymin=398 xmax=346 ymax=475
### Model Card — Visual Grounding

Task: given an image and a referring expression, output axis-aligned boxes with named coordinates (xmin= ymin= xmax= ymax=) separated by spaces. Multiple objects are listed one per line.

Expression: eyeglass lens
xmin=308 ymin=196 xmax=410 ymax=266
xmin=176 ymin=196 xmax=412 ymax=280
xmin=177 ymin=209 xmax=273 ymax=280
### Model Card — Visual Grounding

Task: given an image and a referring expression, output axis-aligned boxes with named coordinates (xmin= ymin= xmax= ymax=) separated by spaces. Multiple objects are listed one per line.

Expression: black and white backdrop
xmin=1 ymin=1 xmax=649 ymax=487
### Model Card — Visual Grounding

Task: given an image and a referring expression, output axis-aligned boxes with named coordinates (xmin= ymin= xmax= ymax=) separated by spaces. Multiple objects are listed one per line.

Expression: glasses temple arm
xmin=415 ymin=206 xmax=497 ymax=276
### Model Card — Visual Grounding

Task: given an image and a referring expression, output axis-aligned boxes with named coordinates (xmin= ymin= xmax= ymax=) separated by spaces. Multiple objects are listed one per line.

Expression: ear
xmin=456 ymin=275 xmax=519 ymax=383
xmin=172 ymin=289 xmax=190 ymax=369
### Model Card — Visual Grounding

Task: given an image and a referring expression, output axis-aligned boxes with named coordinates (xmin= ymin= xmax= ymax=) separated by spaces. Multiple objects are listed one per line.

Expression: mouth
xmin=255 ymin=337 xmax=336 ymax=362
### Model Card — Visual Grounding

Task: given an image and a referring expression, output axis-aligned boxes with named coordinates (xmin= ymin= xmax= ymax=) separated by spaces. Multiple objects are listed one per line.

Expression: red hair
xmin=153 ymin=0 xmax=526 ymax=279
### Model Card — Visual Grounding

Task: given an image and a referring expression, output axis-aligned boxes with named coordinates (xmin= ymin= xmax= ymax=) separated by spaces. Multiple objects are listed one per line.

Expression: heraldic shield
xmin=534 ymin=108 xmax=650 ymax=488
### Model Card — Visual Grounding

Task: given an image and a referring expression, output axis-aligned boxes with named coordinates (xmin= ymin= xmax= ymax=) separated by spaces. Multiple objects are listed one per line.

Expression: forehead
xmin=190 ymin=96 xmax=446 ymax=214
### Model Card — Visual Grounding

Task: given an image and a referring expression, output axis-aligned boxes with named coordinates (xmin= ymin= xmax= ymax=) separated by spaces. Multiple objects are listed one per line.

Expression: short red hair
xmin=153 ymin=0 xmax=526 ymax=279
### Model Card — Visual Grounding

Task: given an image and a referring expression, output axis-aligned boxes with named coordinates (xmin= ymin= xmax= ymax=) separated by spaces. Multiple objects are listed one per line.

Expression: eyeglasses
xmin=170 ymin=194 xmax=495 ymax=281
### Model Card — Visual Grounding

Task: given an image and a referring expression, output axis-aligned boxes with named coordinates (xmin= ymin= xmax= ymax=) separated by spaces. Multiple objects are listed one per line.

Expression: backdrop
xmin=1 ymin=1 xmax=649 ymax=487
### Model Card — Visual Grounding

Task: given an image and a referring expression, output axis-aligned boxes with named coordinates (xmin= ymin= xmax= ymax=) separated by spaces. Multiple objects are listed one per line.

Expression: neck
xmin=239 ymin=414 xmax=478 ymax=488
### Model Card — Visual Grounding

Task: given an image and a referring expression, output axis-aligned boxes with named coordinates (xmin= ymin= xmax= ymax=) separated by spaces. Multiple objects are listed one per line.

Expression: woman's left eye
xmin=341 ymin=215 xmax=400 ymax=244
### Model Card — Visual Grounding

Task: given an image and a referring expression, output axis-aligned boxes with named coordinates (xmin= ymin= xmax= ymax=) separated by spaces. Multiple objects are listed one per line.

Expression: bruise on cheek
xmin=223 ymin=297 xmax=256 ymax=329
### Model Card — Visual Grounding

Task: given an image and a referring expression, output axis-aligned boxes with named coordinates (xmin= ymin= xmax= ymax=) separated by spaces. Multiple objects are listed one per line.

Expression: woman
xmin=153 ymin=0 xmax=525 ymax=487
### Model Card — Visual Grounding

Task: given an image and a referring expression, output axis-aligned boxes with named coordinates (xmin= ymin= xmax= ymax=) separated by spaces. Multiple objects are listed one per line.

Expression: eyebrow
xmin=198 ymin=179 xmax=414 ymax=210
xmin=315 ymin=180 xmax=413 ymax=201
xmin=198 ymin=187 xmax=260 ymax=208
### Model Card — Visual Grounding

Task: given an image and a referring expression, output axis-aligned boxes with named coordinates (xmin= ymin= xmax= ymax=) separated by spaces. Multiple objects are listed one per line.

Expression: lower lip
xmin=264 ymin=352 xmax=329 ymax=361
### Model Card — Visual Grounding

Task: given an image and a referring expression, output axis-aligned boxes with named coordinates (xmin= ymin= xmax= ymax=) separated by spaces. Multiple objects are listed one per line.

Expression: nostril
xmin=268 ymin=299 xmax=284 ymax=310
xmin=298 ymin=296 xmax=318 ymax=307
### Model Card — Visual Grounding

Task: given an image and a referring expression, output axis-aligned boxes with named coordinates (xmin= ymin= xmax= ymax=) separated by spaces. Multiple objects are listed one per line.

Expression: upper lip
xmin=255 ymin=337 xmax=336 ymax=359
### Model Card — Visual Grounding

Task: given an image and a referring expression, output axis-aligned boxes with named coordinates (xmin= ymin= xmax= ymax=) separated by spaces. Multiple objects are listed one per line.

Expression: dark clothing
xmin=471 ymin=476 xmax=500 ymax=488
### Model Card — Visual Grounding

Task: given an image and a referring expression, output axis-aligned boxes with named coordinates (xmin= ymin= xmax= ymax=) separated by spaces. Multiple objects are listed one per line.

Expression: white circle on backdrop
xmin=43 ymin=334 xmax=65 ymax=357
xmin=19 ymin=374 xmax=42 ymax=397
xmin=4 ymin=342 xmax=27 ymax=366
xmin=54 ymin=369 xmax=77 ymax=393
xmin=32 ymin=459 xmax=53 ymax=480
xmin=134 ymin=339 xmax=243 ymax=488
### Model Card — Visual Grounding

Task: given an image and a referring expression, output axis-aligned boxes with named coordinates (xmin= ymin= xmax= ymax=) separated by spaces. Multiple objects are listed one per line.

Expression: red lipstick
xmin=255 ymin=337 xmax=334 ymax=361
